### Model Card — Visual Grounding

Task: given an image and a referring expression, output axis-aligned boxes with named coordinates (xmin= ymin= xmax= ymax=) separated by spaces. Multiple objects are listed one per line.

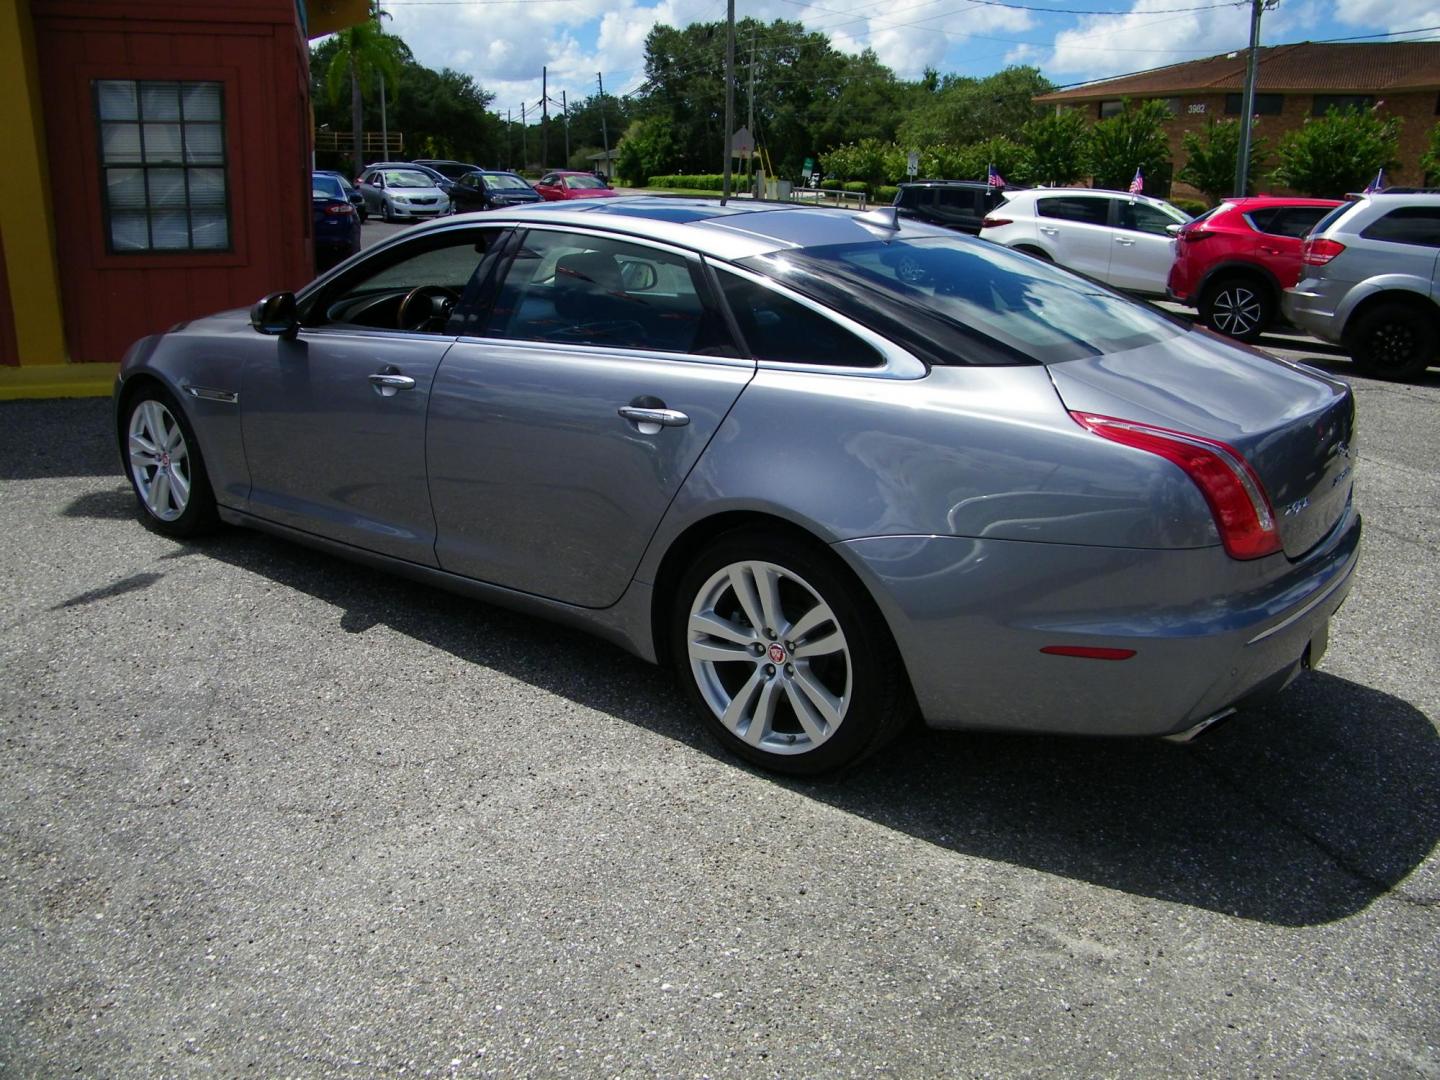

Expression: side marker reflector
xmin=1041 ymin=646 xmax=1136 ymax=661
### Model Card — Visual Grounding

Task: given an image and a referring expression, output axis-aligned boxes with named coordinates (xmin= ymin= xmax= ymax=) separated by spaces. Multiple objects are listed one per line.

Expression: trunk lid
xmin=1046 ymin=328 xmax=1355 ymax=559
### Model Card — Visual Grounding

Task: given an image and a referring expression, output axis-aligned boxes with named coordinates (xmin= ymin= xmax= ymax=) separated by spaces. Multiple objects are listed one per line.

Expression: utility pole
xmin=379 ymin=75 xmax=388 ymax=158
xmin=506 ymin=108 xmax=512 ymax=169
xmin=542 ymin=67 xmax=550 ymax=170
xmin=597 ymin=73 xmax=610 ymax=176
xmin=561 ymin=90 xmax=570 ymax=166
xmin=722 ymin=0 xmax=735 ymax=203
xmin=746 ymin=27 xmax=756 ymax=193
xmin=521 ymin=102 xmax=528 ymax=169
xmin=1233 ymin=0 xmax=1273 ymax=197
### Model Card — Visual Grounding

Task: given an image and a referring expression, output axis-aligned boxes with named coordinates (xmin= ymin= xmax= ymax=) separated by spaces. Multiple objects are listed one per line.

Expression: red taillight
xmin=1040 ymin=646 xmax=1136 ymax=661
xmin=1302 ymin=238 xmax=1345 ymax=266
xmin=981 ymin=216 xmax=1012 ymax=229
xmin=1178 ymin=227 xmax=1214 ymax=243
xmin=323 ymin=203 xmax=355 ymax=216
xmin=1070 ymin=412 xmax=1281 ymax=560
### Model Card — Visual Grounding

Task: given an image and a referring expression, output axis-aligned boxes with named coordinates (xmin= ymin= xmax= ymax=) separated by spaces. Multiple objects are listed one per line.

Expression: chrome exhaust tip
xmin=1163 ymin=707 xmax=1238 ymax=744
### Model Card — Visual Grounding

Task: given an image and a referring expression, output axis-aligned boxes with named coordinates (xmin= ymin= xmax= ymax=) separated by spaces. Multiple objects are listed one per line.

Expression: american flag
xmin=1128 ymin=167 xmax=1144 ymax=195
xmin=1362 ymin=168 xmax=1387 ymax=194
xmin=987 ymin=163 xmax=1006 ymax=189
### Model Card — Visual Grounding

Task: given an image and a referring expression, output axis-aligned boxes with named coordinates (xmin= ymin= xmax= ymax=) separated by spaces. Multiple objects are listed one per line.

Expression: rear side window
xmin=1360 ymin=207 xmax=1440 ymax=247
xmin=1038 ymin=197 xmax=1110 ymax=226
xmin=715 ymin=269 xmax=883 ymax=367
xmin=1248 ymin=205 xmax=1334 ymax=238
xmin=1310 ymin=201 xmax=1358 ymax=237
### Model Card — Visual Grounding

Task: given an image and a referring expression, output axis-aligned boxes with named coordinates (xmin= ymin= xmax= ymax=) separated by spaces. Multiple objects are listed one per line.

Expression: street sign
xmin=907 ymin=150 xmax=919 ymax=179
xmin=731 ymin=127 xmax=754 ymax=156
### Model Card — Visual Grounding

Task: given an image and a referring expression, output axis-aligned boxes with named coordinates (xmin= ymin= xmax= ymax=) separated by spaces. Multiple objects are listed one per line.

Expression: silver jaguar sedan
xmin=115 ymin=198 xmax=1360 ymax=774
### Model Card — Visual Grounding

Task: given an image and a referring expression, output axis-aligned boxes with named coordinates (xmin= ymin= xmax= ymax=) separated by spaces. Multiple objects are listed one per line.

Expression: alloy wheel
xmin=686 ymin=560 xmax=852 ymax=756
xmin=1210 ymin=284 xmax=1264 ymax=338
xmin=127 ymin=399 xmax=191 ymax=522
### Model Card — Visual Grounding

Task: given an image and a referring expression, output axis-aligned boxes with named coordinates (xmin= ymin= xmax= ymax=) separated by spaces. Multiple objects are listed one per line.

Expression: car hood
xmin=1046 ymin=328 xmax=1355 ymax=560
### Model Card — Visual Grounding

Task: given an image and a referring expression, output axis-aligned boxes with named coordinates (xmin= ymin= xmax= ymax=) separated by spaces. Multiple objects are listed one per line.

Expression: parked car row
xmin=894 ymin=180 xmax=1439 ymax=377
xmin=349 ymin=161 xmax=618 ymax=222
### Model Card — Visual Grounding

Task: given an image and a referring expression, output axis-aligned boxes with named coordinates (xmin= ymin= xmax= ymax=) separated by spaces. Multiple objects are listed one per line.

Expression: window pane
xmin=184 ymin=123 xmax=224 ymax=164
xmin=190 ymin=211 xmax=229 ymax=250
xmin=181 ymin=82 xmax=222 ymax=121
xmin=140 ymin=82 xmax=181 ymax=120
xmin=96 ymin=81 xmax=137 ymax=120
xmin=147 ymin=169 xmax=187 ymax=210
xmin=110 ymin=211 xmax=149 ymax=251
xmin=1121 ymin=202 xmax=1182 ymax=235
xmin=189 ymin=168 xmax=226 ymax=211
xmin=717 ymin=270 xmax=882 ymax=367
xmin=1038 ymin=197 xmax=1110 ymax=225
xmin=101 ymin=123 xmax=143 ymax=164
xmin=143 ymin=123 xmax=184 ymax=163
xmin=1360 ymin=207 xmax=1440 ymax=247
xmin=150 ymin=210 xmax=190 ymax=249
xmin=106 ymin=168 xmax=147 ymax=211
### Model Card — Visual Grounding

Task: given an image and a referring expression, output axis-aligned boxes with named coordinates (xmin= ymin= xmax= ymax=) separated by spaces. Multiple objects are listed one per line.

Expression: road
xmin=1 ymin=237 xmax=1437 ymax=1076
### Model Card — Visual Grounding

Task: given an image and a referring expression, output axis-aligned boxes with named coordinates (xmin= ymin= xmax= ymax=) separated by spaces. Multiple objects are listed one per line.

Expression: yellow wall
xmin=0 ymin=0 xmax=68 ymax=372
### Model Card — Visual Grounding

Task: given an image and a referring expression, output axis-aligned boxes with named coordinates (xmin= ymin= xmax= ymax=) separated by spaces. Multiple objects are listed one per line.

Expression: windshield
xmin=383 ymin=170 xmax=435 ymax=189
xmin=312 ymin=176 xmax=345 ymax=200
xmin=566 ymin=174 xmax=608 ymax=190
xmin=739 ymin=236 xmax=1184 ymax=366
xmin=485 ymin=173 xmax=532 ymax=191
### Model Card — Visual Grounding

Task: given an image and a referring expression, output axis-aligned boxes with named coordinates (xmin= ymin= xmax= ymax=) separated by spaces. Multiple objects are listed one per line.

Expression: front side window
xmin=1119 ymin=201 xmax=1186 ymax=235
xmin=1037 ymin=196 xmax=1111 ymax=226
xmin=95 ymin=79 xmax=229 ymax=252
xmin=485 ymin=230 xmax=730 ymax=354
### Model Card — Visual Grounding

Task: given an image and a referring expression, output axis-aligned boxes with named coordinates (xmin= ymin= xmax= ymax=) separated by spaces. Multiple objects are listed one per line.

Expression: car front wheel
xmin=673 ymin=530 xmax=911 ymax=774
xmin=1346 ymin=302 xmax=1439 ymax=380
xmin=122 ymin=385 xmax=218 ymax=537
xmin=1201 ymin=276 xmax=1272 ymax=341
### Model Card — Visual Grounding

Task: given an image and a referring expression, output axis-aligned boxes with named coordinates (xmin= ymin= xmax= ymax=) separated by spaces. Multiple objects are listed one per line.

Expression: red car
xmin=533 ymin=170 xmax=620 ymax=201
xmin=1168 ymin=196 xmax=1342 ymax=340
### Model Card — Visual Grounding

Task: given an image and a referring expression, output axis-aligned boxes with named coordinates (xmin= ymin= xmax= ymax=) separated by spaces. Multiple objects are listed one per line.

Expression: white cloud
xmin=1334 ymin=0 xmax=1440 ymax=33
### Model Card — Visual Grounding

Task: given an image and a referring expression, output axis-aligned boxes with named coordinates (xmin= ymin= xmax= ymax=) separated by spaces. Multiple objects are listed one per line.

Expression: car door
xmin=1034 ymin=195 xmax=1116 ymax=280
xmin=241 ymin=224 xmax=506 ymax=565
xmin=1252 ymin=205 xmax=1337 ymax=288
xmin=534 ymin=174 xmax=562 ymax=201
xmin=1108 ymin=199 xmax=1186 ymax=294
xmin=427 ymin=226 xmax=754 ymax=608
xmin=450 ymin=172 xmax=486 ymax=212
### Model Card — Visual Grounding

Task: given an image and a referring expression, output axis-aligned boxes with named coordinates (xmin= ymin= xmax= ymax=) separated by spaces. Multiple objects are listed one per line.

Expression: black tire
xmin=1345 ymin=301 xmax=1439 ymax=380
xmin=671 ymin=529 xmax=913 ymax=775
xmin=1200 ymin=275 xmax=1273 ymax=341
xmin=119 ymin=383 xmax=219 ymax=538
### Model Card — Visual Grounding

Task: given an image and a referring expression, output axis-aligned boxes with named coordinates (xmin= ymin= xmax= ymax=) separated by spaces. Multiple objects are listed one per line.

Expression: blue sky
xmin=376 ymin=0 xmax=1439 ymax=124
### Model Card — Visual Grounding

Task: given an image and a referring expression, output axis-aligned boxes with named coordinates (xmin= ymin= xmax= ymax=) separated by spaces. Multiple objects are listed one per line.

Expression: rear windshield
xmin=737 ymin=236 xmax=1183 ymax=366
xmin=312 ymin=176 xmax=345 ymax=200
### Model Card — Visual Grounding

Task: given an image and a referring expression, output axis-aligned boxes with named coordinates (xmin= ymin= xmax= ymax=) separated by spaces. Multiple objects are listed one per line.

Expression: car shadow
xmin=78 ymin=519 xmax=1437 ymax=929
xmin=1287 ymin=353 xmax=1440 ymax=389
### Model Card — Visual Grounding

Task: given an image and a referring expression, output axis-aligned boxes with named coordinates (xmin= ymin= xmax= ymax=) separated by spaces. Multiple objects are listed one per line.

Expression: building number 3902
xmin=1188 ymin=103 xmax=1207 ymax=114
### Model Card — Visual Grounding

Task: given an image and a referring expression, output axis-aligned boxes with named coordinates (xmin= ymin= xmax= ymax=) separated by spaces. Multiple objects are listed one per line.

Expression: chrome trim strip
xmin=1245 ymin=568 xmax=1350 ymax=646
xmin=183 ymin=384 xmax=239 ymax=404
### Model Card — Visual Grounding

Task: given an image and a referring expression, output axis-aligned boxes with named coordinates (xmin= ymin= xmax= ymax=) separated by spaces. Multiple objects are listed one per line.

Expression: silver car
xmin=115 ymin=199 xmax=1360 ymax=774
xmin=1283 ymin=191 xmax=1440 ymax=380
xmin=356 ymin=166 xmax=451 ymax=222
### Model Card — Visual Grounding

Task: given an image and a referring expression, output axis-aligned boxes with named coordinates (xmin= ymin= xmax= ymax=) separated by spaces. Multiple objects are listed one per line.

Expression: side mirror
xmin=1166 ymin=223 xmax=1183 ymax=236
xmin=251 ymin=291 xmax=299 ymax=338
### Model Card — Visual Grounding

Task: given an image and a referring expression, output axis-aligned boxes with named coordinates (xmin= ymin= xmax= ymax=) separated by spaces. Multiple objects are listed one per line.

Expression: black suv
xmin=893 ymin=180 xmax=1015 ymax=234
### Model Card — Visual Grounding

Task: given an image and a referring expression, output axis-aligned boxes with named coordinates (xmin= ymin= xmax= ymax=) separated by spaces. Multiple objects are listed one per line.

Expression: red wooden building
xmin=0 ymin=0 xmax=368 ymax=398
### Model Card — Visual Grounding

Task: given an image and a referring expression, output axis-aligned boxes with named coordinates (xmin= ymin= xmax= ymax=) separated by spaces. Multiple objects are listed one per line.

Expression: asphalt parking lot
xmin=2 ymin=313 xmax=1438 ymax=1074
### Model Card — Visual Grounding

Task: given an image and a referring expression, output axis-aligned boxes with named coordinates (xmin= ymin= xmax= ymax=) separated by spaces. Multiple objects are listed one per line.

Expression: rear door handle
xmin=1040 ymin=226 xmax=1060 ymax=236
xmin=619 ymin=406 xmax=690 ymax=433
xmin=1115 ymin=237 xmax=1136 ymax=246
xmin=369 ymin=372 xmax=416 ymax=397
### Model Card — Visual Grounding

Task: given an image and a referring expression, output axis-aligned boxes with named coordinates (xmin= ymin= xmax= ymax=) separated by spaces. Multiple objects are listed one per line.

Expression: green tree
xmin=896 ymin=66 xmax=1051 ymax=150
xmin=956 ymin=137 xmax=1030 ymax=186
xmin=1020 ymin=109 xmax=1088 ymax=186
xmin=323 ymin=8 xmax=408 ymax=174
xmin=1271 ymin=107 xmax=1401 ymax=196
xmin=1422 ymin=122 xmax=1440 ymax=185
xmin=1178 ymin=118 xmax=1270 ymax=203
xmin=1086 ymin=98 xmax=1174 ymax=193
xmin=615 ymin=116 xmax=677 ymax=185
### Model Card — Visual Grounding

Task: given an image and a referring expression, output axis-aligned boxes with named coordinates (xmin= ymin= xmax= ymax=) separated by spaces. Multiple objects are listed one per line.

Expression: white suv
xmin=980 ymin=188 xmax=1191 ymax=297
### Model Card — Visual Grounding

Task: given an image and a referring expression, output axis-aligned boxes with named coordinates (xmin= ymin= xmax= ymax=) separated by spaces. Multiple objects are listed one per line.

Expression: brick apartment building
xmin=1036 ymin=42 xmax=1440 ymax=201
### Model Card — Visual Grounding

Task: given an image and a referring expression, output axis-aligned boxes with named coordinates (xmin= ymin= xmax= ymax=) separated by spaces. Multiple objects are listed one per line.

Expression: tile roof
xmin=1036 ymin=42 xmax=1440 ymax=101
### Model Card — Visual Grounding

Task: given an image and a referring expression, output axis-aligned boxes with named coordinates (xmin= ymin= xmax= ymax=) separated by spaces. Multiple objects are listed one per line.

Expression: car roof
xmin=376 ymin=196 xmax=959 ymax=263
xmin=1219 ymin=196 xmax=1343 ymax=208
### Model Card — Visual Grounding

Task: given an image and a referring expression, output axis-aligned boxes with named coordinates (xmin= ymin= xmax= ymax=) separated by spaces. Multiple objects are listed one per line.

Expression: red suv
xmin=1168 ymin=197 xmax=1342 ymax=340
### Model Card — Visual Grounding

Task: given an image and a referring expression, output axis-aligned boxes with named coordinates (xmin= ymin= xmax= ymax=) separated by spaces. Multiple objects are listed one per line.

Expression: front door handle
xmin=619 ymin=405 xmax=690 ymax=434
xmin=370 ymin=372 xmax=416 ymax=397
xmin=1115 ymin=237 xmax=1136 ymax=246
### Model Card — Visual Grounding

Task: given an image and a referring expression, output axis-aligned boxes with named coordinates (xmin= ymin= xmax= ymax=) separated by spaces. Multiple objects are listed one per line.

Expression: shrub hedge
xmin=876 ymin=185 xmax=899 ymax=203
xmin=647 ymin=174 xmax=726 ymax=190
xmin=1169 ymin=197 xmax=1209 ymax=217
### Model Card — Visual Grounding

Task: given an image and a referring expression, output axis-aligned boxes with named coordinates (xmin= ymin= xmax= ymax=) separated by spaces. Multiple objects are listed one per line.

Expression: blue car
xmin=312 ymin=171 xmax=362 ymax=270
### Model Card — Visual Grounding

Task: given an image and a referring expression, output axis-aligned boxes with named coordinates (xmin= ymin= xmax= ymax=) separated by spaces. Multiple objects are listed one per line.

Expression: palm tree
xmin=324 ymin=7 xmax=407 ymax=173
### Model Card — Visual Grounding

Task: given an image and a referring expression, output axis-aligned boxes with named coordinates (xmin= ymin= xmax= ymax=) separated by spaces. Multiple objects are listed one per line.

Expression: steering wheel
xmin=397 ymin=285 xmax=460 ymax=332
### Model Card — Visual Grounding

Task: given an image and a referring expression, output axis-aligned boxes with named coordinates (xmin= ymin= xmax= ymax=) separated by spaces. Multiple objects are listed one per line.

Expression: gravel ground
xmin=1 ymin=349 xmax=1437 ymax=1077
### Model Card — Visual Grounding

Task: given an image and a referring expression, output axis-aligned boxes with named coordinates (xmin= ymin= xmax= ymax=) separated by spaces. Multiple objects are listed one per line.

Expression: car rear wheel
xmin=1346 ymin=302 xmax=1439 ymax=380
xmin=1201 ymin=277 xmax=1272 ymax=341
xmin=122 ymin=385 xmax=218 ymax=537
xmin=672 ymin=530 xmax=911 ymax=775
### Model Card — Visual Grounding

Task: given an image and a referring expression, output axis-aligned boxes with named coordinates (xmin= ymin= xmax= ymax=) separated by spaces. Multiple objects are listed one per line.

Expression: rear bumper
xmin=1282 ymin=284 xmax=1344 ymax=343
xmin=837 ymin=501 xmax=1361 ymax=737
